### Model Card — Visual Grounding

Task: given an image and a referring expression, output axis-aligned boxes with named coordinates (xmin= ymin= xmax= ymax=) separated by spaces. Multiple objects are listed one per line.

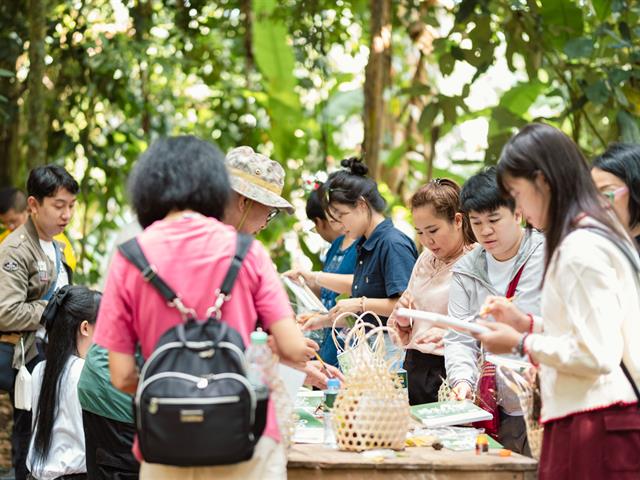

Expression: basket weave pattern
xmin=332 ymin=322 xmax=410 ymax=451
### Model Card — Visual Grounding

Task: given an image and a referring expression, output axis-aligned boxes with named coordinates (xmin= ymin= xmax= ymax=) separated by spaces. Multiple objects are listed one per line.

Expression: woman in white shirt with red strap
xmin=474 ymin=123 xmax=640 ymax=479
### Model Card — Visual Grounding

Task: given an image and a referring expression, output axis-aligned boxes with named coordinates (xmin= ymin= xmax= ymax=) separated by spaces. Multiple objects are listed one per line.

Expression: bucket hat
xmin=225 ymin=146 xmax=294 ymax=214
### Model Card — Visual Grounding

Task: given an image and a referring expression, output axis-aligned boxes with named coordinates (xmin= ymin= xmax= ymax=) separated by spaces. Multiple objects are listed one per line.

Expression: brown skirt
xmin=539 ymin=402 xmax=640 ymax=480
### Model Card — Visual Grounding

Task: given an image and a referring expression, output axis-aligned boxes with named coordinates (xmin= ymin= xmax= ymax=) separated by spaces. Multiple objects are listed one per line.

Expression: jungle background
xmin=1 ymin=0 xmax=639 ymax=282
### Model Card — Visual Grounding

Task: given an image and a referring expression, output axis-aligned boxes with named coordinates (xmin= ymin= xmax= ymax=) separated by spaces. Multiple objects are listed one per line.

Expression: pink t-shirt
xmin=93 ymin=214 xmax=293 ymax=459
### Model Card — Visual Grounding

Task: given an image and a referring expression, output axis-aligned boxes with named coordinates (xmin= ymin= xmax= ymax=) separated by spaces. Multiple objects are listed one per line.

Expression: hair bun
xmin=341 ymin=157 xmax=368 ymax=176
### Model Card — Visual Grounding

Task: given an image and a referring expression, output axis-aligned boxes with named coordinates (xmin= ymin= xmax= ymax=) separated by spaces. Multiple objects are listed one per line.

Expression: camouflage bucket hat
xmin=225 ymin=146 xmax=294 ymax=214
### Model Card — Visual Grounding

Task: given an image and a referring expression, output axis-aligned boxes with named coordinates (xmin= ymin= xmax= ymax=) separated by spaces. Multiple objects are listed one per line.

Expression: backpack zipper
xmin=136 ymin=371 xmax=257 ymax=431
xmin=148 ymin=395 xmax=241 ymax=414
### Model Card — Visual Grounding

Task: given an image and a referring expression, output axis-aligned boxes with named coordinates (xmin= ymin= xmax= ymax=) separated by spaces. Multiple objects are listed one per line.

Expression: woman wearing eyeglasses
xmin=592 ymin=144 xmax=640 ymax=250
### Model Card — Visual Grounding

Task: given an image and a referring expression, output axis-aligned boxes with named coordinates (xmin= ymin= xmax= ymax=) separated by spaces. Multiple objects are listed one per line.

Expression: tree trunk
xmin=362 ymin=0 xmax=391 ymax=180
xmin=26 ymin=0 xmax=47 ymax=169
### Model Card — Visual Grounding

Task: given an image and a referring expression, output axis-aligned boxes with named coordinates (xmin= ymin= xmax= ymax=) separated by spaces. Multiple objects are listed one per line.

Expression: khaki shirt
xmin=0 ymin=217 xmax=72 ymax=366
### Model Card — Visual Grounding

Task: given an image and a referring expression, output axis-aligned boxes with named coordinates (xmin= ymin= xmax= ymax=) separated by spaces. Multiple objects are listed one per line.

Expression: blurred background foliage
xmin=0 ymin=0 xmax=638 ymax=284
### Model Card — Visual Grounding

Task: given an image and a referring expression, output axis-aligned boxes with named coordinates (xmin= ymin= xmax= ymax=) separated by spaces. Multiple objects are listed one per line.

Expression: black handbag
xmin=0 ymin=340 xmax=17 ymax=392
xmin=118 ymin=233 xmax=268 ymax=466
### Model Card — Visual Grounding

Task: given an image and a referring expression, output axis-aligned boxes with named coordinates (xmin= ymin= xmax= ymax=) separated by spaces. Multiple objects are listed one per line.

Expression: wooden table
xmin=287 ymin=443 xmax=538 ymax=479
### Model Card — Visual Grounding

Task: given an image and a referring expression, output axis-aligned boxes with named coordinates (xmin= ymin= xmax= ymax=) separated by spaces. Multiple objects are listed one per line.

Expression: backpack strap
xmin=208 ymin=233 xmax=254 ymax=318
xmin=581 ymin=226 xmax=640 ymax=405
xmin=220 ymin=233 xmax=254 ymax=297
xmin=117 ymin=238 xmax=195 ymax=319
xmin=118 ymin=238 xmax=179 ymax=303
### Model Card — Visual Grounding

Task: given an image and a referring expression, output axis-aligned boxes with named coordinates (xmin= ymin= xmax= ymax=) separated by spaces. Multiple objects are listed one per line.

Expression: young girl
xmin=27 ymin=285 xmax=101 ymax=480
xmin=388 ymin=179 xmax=476 ymax=405
xmin=476 ymin=123 xmax=640 ymax=479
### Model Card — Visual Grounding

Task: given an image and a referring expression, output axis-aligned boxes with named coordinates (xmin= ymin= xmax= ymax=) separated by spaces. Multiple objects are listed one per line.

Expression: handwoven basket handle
xmin=341 ymin=310 xmax=385 ymax=348
xmin=496 ymin=364 xmax=531 ymax=396
xmin=359 ymin=325 xmax=405 ymax=365
xmin=331 ymin=312 xmax=363 ymax=352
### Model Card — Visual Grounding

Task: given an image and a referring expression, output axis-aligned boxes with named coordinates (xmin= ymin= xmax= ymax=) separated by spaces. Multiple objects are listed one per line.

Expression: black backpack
xmin=118 ymin=233 xmax=268 ymax=466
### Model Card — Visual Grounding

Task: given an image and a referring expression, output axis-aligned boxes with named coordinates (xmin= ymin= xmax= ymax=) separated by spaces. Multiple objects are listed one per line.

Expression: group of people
xmin=0 ymin=123 xmax=637 ymax=480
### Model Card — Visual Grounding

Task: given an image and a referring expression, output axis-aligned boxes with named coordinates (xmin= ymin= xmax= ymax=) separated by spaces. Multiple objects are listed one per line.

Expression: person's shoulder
xmin=67 ymin=356 xmax=86 ymax=381
xmin=0 ymin=224 xmax=29 ymax=251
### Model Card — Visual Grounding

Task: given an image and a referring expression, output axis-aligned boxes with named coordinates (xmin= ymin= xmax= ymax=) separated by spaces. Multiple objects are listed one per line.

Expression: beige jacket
xmin=0 ymin=217 xmax=72 ymax=366
xmin=526 ymin=220 xmax=640 ymax=423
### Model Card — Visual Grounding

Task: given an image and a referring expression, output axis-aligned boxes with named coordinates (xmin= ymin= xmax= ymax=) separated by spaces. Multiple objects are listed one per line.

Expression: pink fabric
xmin=389 ymin=245 xmax=475 ymax=355
xmin=93 ymin=214 xmax=294 ymax=459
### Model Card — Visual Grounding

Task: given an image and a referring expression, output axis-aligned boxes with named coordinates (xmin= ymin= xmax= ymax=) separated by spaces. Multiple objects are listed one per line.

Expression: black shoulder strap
xmin=118 ymin=238 xmax=178 ymax=303
xmin=219 ymin=233 xmax=253 ymax=297
xmin=117 ymin=233 xmax=254 ymax=305
xmin=582 ymin=226 xmax=640 ymax=404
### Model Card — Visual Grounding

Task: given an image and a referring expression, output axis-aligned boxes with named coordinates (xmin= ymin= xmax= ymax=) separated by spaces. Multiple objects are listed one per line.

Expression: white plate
xmin=396 ymin=308 xmax=490 ymax=334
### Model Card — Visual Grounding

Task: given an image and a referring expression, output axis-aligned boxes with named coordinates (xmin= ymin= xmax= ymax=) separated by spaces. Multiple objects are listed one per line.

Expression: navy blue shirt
xmin=351 ymin=218 xmax=418 ymax=324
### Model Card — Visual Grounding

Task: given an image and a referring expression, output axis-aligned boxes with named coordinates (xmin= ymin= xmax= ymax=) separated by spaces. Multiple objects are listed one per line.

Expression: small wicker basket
xmin=498 ymin=365 xmax=544 ymax=459
xmin=332 ymin=321 xmax=410 ymax=452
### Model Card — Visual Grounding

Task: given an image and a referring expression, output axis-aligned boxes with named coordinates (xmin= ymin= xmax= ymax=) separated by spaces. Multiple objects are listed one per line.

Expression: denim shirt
xmin=318 ymin=235 xmax=358 ymax=366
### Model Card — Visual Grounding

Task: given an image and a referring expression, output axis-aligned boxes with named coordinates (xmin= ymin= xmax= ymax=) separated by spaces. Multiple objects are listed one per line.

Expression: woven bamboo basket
xmin=498 ymin=365 xmax=544 ymax=459
xmin=331 ymin=311 xmax=383 ymax=375
xmin=332 ymin=322 xmax=410 ymax=452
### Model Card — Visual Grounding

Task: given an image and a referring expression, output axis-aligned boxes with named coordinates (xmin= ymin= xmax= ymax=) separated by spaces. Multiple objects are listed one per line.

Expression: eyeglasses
xmin=603 ymin=186 xmax=628 ymax=204
xmin=266 ymin=208 xmax=280 ymax=223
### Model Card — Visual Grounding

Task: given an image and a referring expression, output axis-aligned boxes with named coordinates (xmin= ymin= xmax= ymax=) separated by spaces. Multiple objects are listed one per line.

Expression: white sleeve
xmin=444 ymin=273 xmax=481 ymax=386
xmin=527 ymin=249 xmax=624 ymax=377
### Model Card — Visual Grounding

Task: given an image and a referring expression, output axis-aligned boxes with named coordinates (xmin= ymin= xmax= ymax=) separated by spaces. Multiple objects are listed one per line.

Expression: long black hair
xmin=497 ymin=123 xmax=627 ymax=275
xmin=322 ymin=157 xmax=386 ymax=216
xmin=32 ymin=285 xmax=101 ymax=471
xmin=592 ymin=143 xmax=640 ymax=230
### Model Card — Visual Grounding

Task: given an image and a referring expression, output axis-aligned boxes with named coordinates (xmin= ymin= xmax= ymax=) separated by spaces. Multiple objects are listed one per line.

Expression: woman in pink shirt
xmin=93 ymin=136 xmax=313 ymax=480
xmin=388 ymin=179 xmax=476 ymax=405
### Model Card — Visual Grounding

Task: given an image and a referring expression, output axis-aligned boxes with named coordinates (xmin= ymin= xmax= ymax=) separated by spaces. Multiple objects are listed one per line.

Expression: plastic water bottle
xmin=323 ymin=378 xmax=340 ymax=448
xmin=245 ymin=328 xmax=270 ymax=401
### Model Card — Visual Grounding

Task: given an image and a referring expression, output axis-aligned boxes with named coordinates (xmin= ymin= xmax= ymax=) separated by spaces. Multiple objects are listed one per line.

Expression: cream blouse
xmin=389 ymin=244 xmax=476 ymax=355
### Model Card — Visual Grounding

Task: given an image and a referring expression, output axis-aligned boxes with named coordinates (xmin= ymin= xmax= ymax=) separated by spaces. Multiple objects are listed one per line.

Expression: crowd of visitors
xmin=0 ymin=123 xmax=638 ymax=479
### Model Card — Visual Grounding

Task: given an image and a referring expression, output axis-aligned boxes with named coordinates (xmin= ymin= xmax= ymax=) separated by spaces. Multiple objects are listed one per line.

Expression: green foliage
xmin=1 ymin=0 xmax=638 ymax=285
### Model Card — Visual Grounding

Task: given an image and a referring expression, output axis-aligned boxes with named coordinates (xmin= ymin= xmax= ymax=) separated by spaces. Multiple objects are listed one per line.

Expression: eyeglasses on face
xmin=603 ymin=186 xmax=628 ymax=204
xmin=266 ymin=208 xmax=280 ymax=223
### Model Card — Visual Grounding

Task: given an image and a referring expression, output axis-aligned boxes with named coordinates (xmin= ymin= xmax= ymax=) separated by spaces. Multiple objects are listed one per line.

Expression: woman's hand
xmin=282 ymin=269 xmax=316 ymax=286
xmin=388 ymin=293 xmax=414 ymax=329
xmin=299 ymin=313 xmax=332 ymax=331
xmin=473 ymin=321 xmax=522 ymax=354
xmin=481 ymin=296 xmax=530 ymax=332
xmin=302 ymin=361 xmax=345 ymax=390
xmin=328 ymin=298 xmax=363 ymax=319
xmin=451 ymin=381 xmax=473 ymax=401
xmin=414 ymin=328 xmax=445 ymax=350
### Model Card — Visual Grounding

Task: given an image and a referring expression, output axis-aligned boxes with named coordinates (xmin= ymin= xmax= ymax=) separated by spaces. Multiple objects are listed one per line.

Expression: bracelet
xmin=527 ymin=314 xmax=535 ymax=333
xmin=513 ymin=333 xmax=529 ymax=357
xmin=360 ymin=296 xmax=367 ymax=313
xmin=313 ymin=272 xmax=321 ymax=288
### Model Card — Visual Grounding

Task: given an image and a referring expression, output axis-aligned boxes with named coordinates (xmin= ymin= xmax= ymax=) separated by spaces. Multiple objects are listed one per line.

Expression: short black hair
xmin=128 ymin=135 xmax=231 ymax=228
xmin=592 ymin=143 xmax=640 ymax=229
xmin=0 ymin=187 xmax=27 ymax=214
xmin=26 ymin=165 xmax=79 ymax=203
xmin=305 ymin=185 xmax=326 ymax=221
xmin=460 ymin=166 xmax=515 ymax=214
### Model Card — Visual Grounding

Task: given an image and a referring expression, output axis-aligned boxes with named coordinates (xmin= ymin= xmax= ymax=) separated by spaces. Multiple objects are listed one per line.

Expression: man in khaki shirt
xmin=0 ymin=165 xmax=78 ymax=480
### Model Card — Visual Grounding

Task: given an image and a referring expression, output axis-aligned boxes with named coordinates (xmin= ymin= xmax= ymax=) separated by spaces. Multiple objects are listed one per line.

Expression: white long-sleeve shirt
xmin=526 ymin=223 xmax=640 ymax=423
xmin=27 ymin=356 xmax=87 ymax=480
